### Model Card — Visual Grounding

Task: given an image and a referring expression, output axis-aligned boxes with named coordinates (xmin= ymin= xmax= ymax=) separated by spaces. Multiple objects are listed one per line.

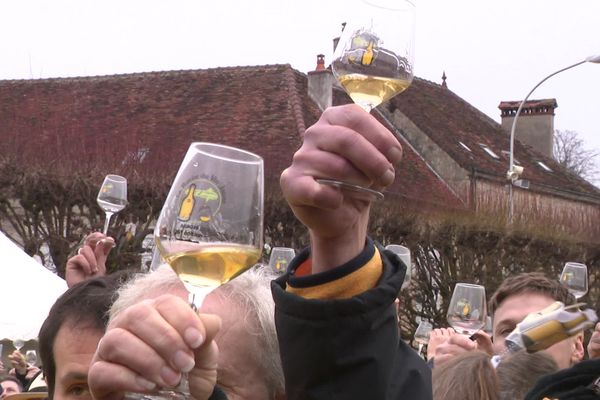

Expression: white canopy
xmin=0 ymin=231 xmax=67 ymax=340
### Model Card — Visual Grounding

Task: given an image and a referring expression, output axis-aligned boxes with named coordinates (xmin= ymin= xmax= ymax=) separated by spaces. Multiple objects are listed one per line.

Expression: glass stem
xmin=103 ymin=212 xmax=114 ymax=234
xmin=418 ymin=343 xmax=424 ymax=357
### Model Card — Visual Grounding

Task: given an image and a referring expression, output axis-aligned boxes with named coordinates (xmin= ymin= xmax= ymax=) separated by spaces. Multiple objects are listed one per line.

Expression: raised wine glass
xmin=447 ymin=283 xmax=487 ymax=336
xmin=97 ymin=174 xmax=128 ymax=234
xmin=317 ymin=0 xmax=415 ymax=201
xmin=12 ymin=339 xmax=24 ymax=352
xmin=560 ymin=262 xmax=588 ymax=299
xmin=413 ymin=320 xmax=432 ymax=357
xmin=147 ymin=143 xmax=264 ymax=399
xmin=155 ymin=142 xmax=264 ymax=307
xmin=385 ymin=244 xmax=411 ymax=290
xmin=268 ymin=247 xmax=296 ymax=275
xmin=26 ymin=350 xmax=37 ymax=366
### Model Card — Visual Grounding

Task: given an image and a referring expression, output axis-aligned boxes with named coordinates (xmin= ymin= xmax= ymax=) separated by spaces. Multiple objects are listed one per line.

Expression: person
xmin=430 ymin=272 xmax=585 ymax=370
xmin=96 ymin=265 xmax=284 ymax=400
xmin=524 ymin=357 xmax=600 ymax=400
xmin=0 ymin=376 xmax=22 ymax=400
xmin=88 ymin=104 xmax=430 ymax=399
xmin=495 ymin=351 xmax=558 ymax=400
xmin=38 ymin=271 xmax=131 ymax=400
xmin=431 ymin=351 xmax=498 ymax=400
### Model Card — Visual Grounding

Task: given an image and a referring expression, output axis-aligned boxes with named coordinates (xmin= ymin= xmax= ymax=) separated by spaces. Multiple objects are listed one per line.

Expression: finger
xmin=188 ymin=341 xmax=219 ymax=400
xmin=79 ymin=246 xmax=98 ymax=273
xmin=97 ymin=327 xmax=181 ymax=388
xmin=448 ymin=335 xmax=477 ymax=350
xmin=68 ymin=254 xmax=93 ymax=276
xmin=321 ymin=105 xmax=403 ymax=166
xmin=94 ymin=241 xmax=113 ymax=275
xmin=110 ymin=296 xmax=208 ymax=374
xmin=436 ymin=343 xmax=472 ymax=356
xmin=304 ymin=124 xmax=395 ymax=188
xmin=89 ymin=359 xmax=157 ymax=400
xmin=280 ymin=168 xmax=343 ymax=210
xmin=292 ymin=145 xmax=371 ymax=188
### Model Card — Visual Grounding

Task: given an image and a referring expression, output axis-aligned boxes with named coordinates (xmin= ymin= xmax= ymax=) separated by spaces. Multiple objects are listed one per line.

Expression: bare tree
xmin=553 ymin=129 xmax=600 ymax=183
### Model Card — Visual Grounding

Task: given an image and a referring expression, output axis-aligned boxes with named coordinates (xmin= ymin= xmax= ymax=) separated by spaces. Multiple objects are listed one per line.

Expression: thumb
xmin=188 ymin=314 xmax=222 ymax=400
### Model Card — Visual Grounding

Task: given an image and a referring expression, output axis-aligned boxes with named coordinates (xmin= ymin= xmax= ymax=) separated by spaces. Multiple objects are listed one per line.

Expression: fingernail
xmin=135 ymin=375 xmax=157 ymax=391
xmin=173 ymin=350 xmax=195 ymax=373
xmin=379 ymin=168 xmax=395 ymax=187
xmin=388 ymin=147 xmax=403 ymax=165
xmin=184 ymin=327 xmax=204 ymax=349
xmin=160 ymin=366 xmax=182 ymax=387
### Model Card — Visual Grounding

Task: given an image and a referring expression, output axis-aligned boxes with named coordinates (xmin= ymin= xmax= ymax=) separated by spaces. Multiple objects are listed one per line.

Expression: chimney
xmin=498 ymin=98 xmax=558 ymax=158
xmin=308 ymin=54 xmax=333 ymax=111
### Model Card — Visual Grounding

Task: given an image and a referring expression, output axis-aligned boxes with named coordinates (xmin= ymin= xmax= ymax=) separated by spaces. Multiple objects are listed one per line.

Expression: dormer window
xmin=537 ymin=161 xmax=553 ymax=172
xmin=479 ymin=144 xmax=500 ymax=159
xmin=459 ymin=141 xmax=472 ymax=152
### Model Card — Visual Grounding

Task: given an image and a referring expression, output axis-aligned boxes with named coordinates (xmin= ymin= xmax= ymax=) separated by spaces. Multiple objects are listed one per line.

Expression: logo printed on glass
xmin=177 ymin=179 xmax=223 ymax=223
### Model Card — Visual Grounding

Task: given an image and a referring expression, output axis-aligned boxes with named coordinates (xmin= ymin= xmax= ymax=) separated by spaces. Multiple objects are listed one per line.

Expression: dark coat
xmin=525 ymin=358 xmax=600 ymax=400
xmin=271 ymin=243 xmax=432 ymax=400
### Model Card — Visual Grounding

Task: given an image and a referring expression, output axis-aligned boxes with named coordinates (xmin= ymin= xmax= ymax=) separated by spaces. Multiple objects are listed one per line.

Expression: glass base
xmin=316 ymin=179 xmax=384 ymax=201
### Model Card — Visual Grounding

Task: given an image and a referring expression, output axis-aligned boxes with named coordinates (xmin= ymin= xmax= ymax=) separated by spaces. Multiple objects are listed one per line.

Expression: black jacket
xmin=525 ymin=358 xmax=600 ymax=400
xmin=271 ymin=241 xmax=432 ymax=400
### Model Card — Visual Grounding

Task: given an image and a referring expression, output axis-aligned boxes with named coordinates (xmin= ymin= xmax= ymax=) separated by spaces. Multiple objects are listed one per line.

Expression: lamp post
xmin=507 ymin=54 xmax=600 ymax=223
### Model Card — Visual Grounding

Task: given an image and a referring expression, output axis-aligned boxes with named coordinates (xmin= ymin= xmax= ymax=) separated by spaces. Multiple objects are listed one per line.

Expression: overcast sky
xmin=1 ymin=0 xmax=599 ymax=181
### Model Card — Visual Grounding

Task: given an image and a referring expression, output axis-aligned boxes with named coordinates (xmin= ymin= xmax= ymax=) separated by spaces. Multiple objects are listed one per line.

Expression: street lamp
xmin=507 ymin=54 xmax=600 ymax=223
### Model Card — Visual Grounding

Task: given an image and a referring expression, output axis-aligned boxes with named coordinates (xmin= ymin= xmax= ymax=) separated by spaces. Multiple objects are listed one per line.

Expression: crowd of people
xmin=1 ymin=104 xmax=600 ymax=400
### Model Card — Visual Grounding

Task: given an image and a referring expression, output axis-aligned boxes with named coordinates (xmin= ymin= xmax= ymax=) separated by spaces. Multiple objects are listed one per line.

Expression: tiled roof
xmin=0 ymin=65 xmax=463 ymax=209
xmin=386 ymin=78 xmax=600 ymax=200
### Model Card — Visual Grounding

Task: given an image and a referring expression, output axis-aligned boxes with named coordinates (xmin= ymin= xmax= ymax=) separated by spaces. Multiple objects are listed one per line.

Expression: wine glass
xmin=25 ymin=350 xmax=37 ymax=366
xmin=155 ymin=142 xmax=264 ymax=307
xmin=150 ymin=143 xmax=263 ymax=398
xmin=97 ymin=174 xmax=128 ymax=234
xmin=268 ymin=247 xmax=296 ymax=275
xmin=12 ymin=338 xmax=24 ymax=352
xmin=317 ymin=0 xmax=415 ymax=201
xmin=413 ymin=320 xmax=432 ymax=357
xmin=560 ymin=262 xmax=588 ymax=299
xmin=447 ymin=283 xmax=487 ymax=336
xmin=385 ymin=244 xmax=411 ymax=290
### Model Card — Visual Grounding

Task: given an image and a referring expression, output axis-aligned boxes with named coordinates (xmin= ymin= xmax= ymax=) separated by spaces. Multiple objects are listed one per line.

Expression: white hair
xmin=109 ymin=264 xmax=284 ymax=396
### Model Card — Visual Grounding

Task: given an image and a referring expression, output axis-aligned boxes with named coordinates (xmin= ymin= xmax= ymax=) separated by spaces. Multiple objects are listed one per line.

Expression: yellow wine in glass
xmin=318 ymin=0 xmax=415 ymax=200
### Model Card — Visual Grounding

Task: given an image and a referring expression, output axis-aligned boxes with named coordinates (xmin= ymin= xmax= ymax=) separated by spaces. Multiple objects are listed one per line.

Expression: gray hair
xmin=109 ymin=264 xmax=284 ymax=397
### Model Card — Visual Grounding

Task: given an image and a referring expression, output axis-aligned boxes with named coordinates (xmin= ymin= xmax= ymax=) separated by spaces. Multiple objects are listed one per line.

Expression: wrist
xmin=309 ymin=219 xmax=367 ymax=274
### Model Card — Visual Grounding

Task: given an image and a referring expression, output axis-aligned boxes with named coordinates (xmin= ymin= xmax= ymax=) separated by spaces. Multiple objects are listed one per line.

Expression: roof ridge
xmin=283 ymin=65 xmax=307 ymax=135
xmin=0 ymin=64 xmax=292 ymax=84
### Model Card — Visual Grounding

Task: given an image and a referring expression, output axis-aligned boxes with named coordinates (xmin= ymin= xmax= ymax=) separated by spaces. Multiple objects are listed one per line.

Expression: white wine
xmin=337 ymin=73 xmax=411 ymax=111
xmin=97 ymin=197 xmax=127 ymax=213
xmin=162 ymin=242 xmax=261 ymax=289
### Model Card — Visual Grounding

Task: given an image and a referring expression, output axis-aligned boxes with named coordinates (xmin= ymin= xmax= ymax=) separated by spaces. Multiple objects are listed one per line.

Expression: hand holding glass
xmin=560 ymin=262 xmax=588 ymax=299
xmin=318 ymin=0 xmax=415 ymax=201
xmin=447 ymin=283 xmax=487 ymax=336
xmin=97 ymin=174 xmax=128 ymax=234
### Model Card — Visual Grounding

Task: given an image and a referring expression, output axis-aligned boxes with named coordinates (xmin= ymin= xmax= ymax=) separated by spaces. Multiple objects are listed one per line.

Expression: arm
xmin=276 ymin=105 xmax=430 ymax=400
